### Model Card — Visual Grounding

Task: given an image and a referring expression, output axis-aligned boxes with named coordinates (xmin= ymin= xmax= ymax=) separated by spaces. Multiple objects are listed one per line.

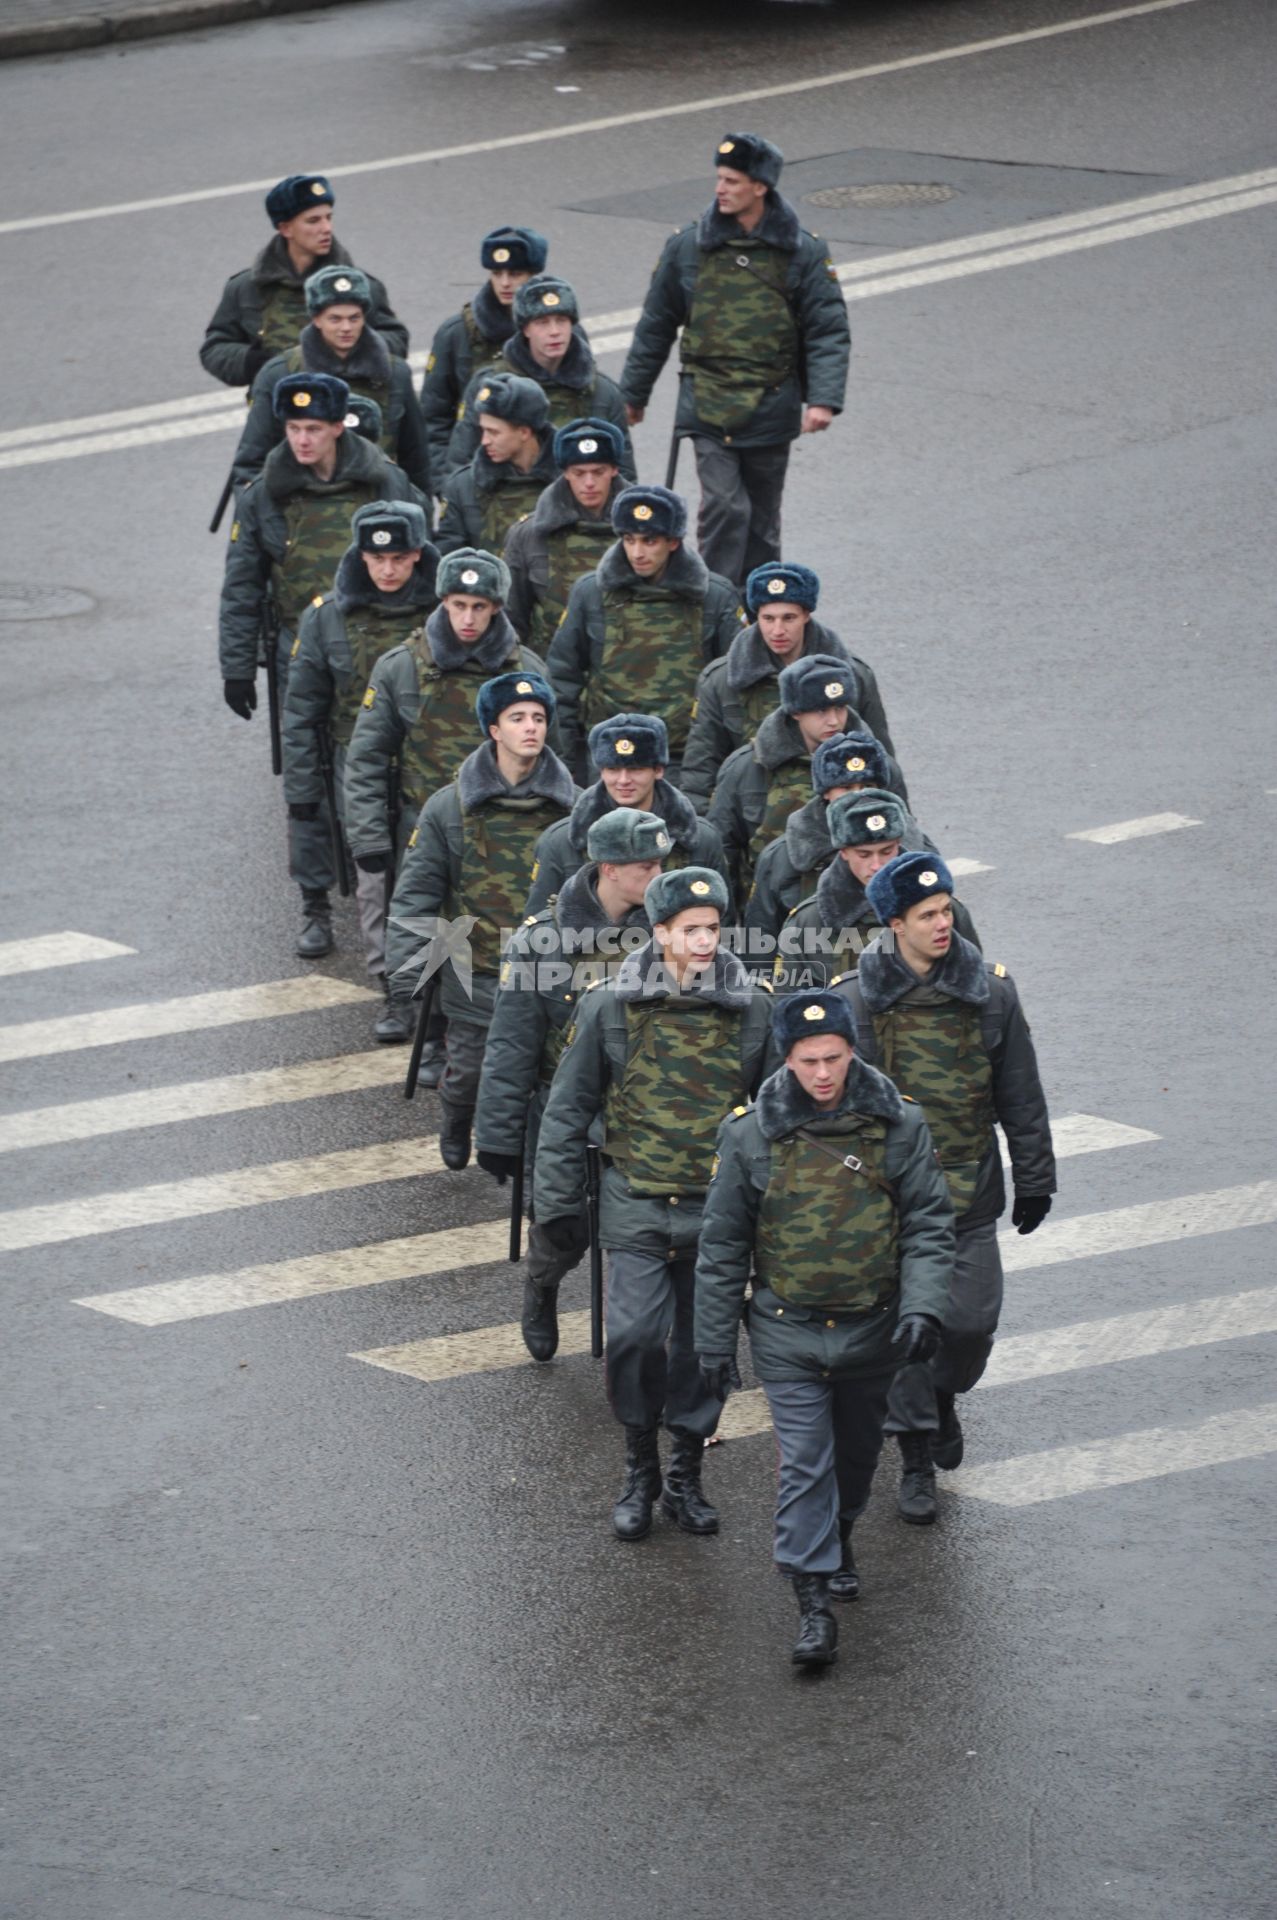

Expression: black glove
xmin=354 ymin=850 xmax=391 ymax=875
xmin=288 ymin=802 xmax=319 ymax=822
xmin=1012 ymin=1194 xmax=1052 ymax=1235
xmin=538 ymin=1215 xmax=584 ymax=1254
xmin=892 ymin=1313 xmax=941 ymax=1366
xmin=243 ymin=343 xmax=271 ymax=382
xmin=223 ymin=677 xmax=257 ymax=720
xmin=698 ymin=1354 xmax=742 ymax=1401
xmin=476 ymin=1150 xmax=520 ymax=1187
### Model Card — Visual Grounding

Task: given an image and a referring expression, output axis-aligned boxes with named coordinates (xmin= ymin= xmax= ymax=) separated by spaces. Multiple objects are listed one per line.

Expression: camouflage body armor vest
xmin=872 ymin=992 xmax=993 ymax=1214
xmin=257 ymin=279 xmax=308 ymax=359
xmin=399 ymin=635 xmax=520 ymax=817
xmin=744 ymin=755 xmax=810 ymax=900
xmin=478 ymin=475 xmax=543 ymax=555
xmin=605 ymin=999 xmax=744 ymax=1194
xmin=680 ymin=241 xmax=799 ymax=434
xmin=462 ymin=303 xmax=507 ymax=361
xmin=281 ymin=344 xmax=393 ymax=456
xmin=329 ymin=605 xmax=424 ymax=746
xmin=456 ymin=794 xmax=567 ymax=975
xmin=275 ymin=479 xmax=382 ymax=631
xmin=529 ymin=520 xmax=613 ymax=653
xmin=586 ymin=591 xmax=703 ymax=753
xmin=756 ymin=1114 xmax=899 ymax=1310
xmin=536 ymin=942 xmax=631 ymax=1086
xmin=737 ymin=673 xmax=779 ymax=741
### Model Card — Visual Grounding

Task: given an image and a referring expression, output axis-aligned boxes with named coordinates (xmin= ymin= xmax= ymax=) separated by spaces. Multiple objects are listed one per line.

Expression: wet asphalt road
xmin=2 ymin=2 xmax=1276 ymax=1916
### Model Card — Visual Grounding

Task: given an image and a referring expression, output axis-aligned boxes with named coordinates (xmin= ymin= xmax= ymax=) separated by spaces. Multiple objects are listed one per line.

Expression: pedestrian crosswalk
xmin=0 ymin=975 xmax=375 ymax=1062
xmin=0 ymin=931 xmax=137 ymax=976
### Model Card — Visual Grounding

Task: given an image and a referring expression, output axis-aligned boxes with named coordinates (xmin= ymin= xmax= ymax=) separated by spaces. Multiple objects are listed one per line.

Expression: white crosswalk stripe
xmin=0 ymin=975 xmax=375 ymax=1063
xmin=1067 ymin=811 xmax=1202 ymax=845
xmin=0 ymin=932 xmax=137 ymax=977
xmin=944 ymin=1405 xmax=1277 ymax=1507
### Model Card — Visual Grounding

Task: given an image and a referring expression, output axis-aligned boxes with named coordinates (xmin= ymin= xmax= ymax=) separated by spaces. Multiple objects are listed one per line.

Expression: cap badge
xmin=823 ymin=681 xmax=845 ymax=699
xmin=867 ymin=814 xmax=885 ymax=831
xmin=477 ymin=386 xmax=491 ymax=402
xmin=919 ymin=870 xmax=938 ymax=887
xmin=655 ymin=831 xmax=670 ymax=850
xmin=333 ymin=276 xmax=352 ymax=293
xmin=615 ymin=738 xmax=635 ymax=756
xmin=493 ymin=247 xmax=510 ymax=264
xmin=578 ymin=437 xmax=598 ymax=455
xmin=803 ymin=1005 xmax=826 ymax=1022
xmin=310 ymin=181 xmax=326 ymax=195
xmin=371 ymin=530 xmax=392 ymax=547
xmin=541 ymin=291 xmax=561 ymax=308
xmin=632 ymin=504 xmax=653 ymax=522
xmin=689 ymin=880 xmax=711 ymax=896
xmin=343 ymin=412 xmax=359 ymax=428
xmin=847 ymin=756 xmax=866 ymax=772
xmin=719 ymin=140 xmax=735 ymax=154
xmin=767 ymin=578 xmax=786 ymax=595
xmin=293 ymin=391 xmax=312 ymax=408
xmin=460 ymin=569 xmax=480 ymax=586
xmin=515 ymin=681 xmax=534 ymax=695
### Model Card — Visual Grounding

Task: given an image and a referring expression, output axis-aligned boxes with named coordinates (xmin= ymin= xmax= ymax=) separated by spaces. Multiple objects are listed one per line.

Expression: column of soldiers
xmin=209 ymin=140 xmax=1056 ymax=1671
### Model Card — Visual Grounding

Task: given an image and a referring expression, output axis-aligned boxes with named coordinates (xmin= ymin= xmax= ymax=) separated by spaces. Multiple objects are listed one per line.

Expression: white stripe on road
xmin=946 ymin=858 xmax=994 ymax=879
xmin=945 ymin=1404 xmax=1277 ymax=1507
xmin=0 ymin=387 xmax=246 ymax=453
xmin=1067 ymin=811 xmax=1203 ymax=845
xmin=0 ymin=3 xmax=1199 ymax=238
xmin=0 ymin=1050 xmax=407 ymax=1155
xmin=79 ymin=1220 xmax=510 ymax=1325
xmin=1002 ymin=1112 xmax=1157 ymax=1167
xmin=0 ymin=1139 xmax=443 ymax=1253
xmin=0 ymin=409 xmax=248 ymax=471
xmin=0 ymin=932 xmax=136 ymax=977
xmin=355 ymin=1310 xmax=597 ymax=1384
xmin=0 ymin=976 xmax=375 ymax=1063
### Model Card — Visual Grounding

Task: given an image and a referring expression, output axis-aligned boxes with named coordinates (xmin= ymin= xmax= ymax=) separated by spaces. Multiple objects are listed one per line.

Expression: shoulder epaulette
xmin=731 ymin=1105 xmax=750 ymax=1119
xmin=583 ymin=977 xmax=605 ymax=992
xmin=993 ymin=962 xmax=1007 ymax=978
xmin=755 ymin=976 xmax=773 ymax=993
xmin=311 ymin=594 xmax=325 ymax=607
xmin=523 ymin=915 xmax=538 ymax=927
xmin=829 ymin=971 xmax=850 ymax=988
xmin=901 ymin=1093 xmax=916 ymax=1104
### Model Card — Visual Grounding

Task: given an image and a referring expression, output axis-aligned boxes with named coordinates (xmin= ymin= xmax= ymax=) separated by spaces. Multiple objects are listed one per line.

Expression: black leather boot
xmin=438 ymin=1107 xmax=472 ymax=1171
xmin=374 ymin=981 xmax=414 ymax=1044
xmin=897 ymin=1431 xmax=937 ymax=1524
xmin=791 ymin=1574 xmax=838 ymax=1667
xmin=296 ymin=889 xmax=334 ymax=959
xmin=827 ymin=1521 xmax=860 ymax=1601
xmin=932 ymin=1390 xmax=964 ymax=1469
xmin=660 ymin=1430 xmax=719 ymax=1535
xmin=521 ymin=1278 xmax=559 ymax=1362
xmin=612 ymin=1427 xmax=662 ymax=1540
xmin=417 ymin=1037 xmax=446 ymax=1090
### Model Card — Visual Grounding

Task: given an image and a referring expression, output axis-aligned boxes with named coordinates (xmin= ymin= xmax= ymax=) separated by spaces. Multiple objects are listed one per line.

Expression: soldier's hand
xmin=892 ymin=1313 xmax=941 ymax=1365
xmin=624 ymin=403 xmax=645 ymax=427
xmin=539 ymin=1215 xmax=584 ymax=1254
xmin=354 ymin=851 xmax=391 ymax=875
xmin=801 ymin=405 xmax=834 ymax=434
xmin=223 ymin=677 xmax=257 ymax=720
xmin=1012 ymin=1194 xmax=1052 ymax=1236
xmin=477 ymin=1150 xmax=520 ymax=1187
xmin=288 ymin=802 xmax=320 ymax=822
xmin=698 ymin=1354 xmax=742 ymax=1401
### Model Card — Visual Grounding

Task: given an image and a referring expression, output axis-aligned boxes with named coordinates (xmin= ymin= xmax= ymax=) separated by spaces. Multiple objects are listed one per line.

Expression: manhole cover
xmin=804 ymin=183 xmax=958 ymax=209
xmin=0 ymin=583 xmax=95 ymax=622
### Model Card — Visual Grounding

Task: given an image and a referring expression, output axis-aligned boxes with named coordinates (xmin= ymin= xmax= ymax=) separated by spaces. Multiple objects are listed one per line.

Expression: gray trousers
xmin=885 ymin=1219 xmax=1004 ymax=1433
xmin=439 ymin=1015 xmax=488 ymax=1118
xmin=763 ymin=1368 xmax=896 ymax=1574
xmin=279 ymin=630 xmax=338 ymax=900
xmin=691 ymin=436 xmax=791 ymax=588
xmin=354 ymin=864 xmax=389 ymax=978
xmin=604 ymin=1246 xmax=722 ymax=1437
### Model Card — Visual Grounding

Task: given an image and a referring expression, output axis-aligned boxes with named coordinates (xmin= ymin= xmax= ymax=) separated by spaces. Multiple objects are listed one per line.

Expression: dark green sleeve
xmin=200 ymin=272 xmax=256 ymax=387
xmin=365 ymin=273 xmax=409 ymax=359
xmin=704 ymin=577 xmax=747 ymax=660
xmin=390 ymin=362 xmax=433 ymax=495
xmin=532 ymin=991 xmax=609 ymax=1224
xmin=474 ymin=929 xmax=550 ymax=1158
xmin=419 ymin=315 xmax=469 ymax=482
xmin=231 ymin=354 xmax=287 ymax=488
xmin=890 ymin=1106 xmax=956 ymax=1323
xmin=544 ymin=578 xmax=596 ymax=773
xmin=281 ymin=605 xmax=334 ymax=806
xmin=692 ymin=1117 xmax=760 ymax=1358
xmin=620 ymin=231 xmax=691 ymax=408
xmin=795 ymin=234 xmax=850 ymax=413
xmin=679 ymin=666 xmax=734 ymax=813
xmin=384 ymin=792 xmax=455 ymax=987
xmin=342 ymin=656 xmax=405 ymax=856
xmin=217 ymin=488 xmax=272 ymax=680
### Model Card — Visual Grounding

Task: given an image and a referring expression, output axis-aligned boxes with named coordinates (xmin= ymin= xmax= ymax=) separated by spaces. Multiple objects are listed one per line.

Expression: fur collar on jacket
xmin=697 ymin=191 xmax=802 ymax=254
xmin=753 ymin=702 xmax=869 ymax=774
xmin=470 ymin=280 xmax=517 ymax=346
xmin=555 ymin=863 xmax=651 ymax=940
xmin=422 ymin=604 xmax=521 ymax=673
xmin=525 ymin=472 xmax=622 ymax=538
xmin=300 ymin=320 xmax=393 ymax=386
xmin=613 ymin=937 xmax=754 ymax=1010
xmin=783 ymin=793 xmax=834 ymax=871
xmin=754 ymin=1052 xmax=905 ymax=1140
xmin=856 ymin=930 xmax=989 ymax=1012
xmin=472 ymin=431 xmax=557 ymax=495
xmin=500 ymin=327 xmax=597 ymax=392
xmin=595 ymin=538 xmax=709 ymax=600
xmin=566 ymin=776 xmax=700 ymax=857
xmin=455 ymin=741 xmax=576 ymax=813
xmin=263 ymin=425 xmax=388 ymax=503
xmin=814 ymin=851 xmax=876 ymax=926
xmin=333 ymin=543 xmax=439 ymax=617
xmin=726 ymin=618 xmax=849 ymax=693
xmin=254 ymin=234 xmax=356 ymax=288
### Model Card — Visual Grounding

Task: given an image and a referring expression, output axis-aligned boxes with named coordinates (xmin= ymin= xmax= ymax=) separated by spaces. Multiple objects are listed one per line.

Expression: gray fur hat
xmin=826 ymin=788 xmax=908 ymax=850
xmin=865 ymin=852 xmax=955 ymax=923
xmin=586 ymin=807 xmax=673 ymax=866
xmin=778 ymin=653 xmax=854 ymax=716
xmin=436 ymin=548 xmax=511 ymax=603
xmin=644 ymin=866 xmax=729 ymax=925
xmin=589 ymin=712 xmax=670 ymax=770
xmin=471 ymin=372 xmax=549 ymax=431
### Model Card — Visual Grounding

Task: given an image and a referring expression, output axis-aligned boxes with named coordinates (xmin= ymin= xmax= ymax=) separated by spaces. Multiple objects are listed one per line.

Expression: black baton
xmin=586 ymin=1143 xmax=603 ymax=1359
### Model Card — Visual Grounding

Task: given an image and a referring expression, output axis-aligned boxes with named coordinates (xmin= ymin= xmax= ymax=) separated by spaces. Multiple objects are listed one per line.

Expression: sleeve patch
xmin=407 ymin=826 xmax=419 ymax=849
xmin=229 ymin=521 xmax=240 ymax=542
xmin=290 ymin=634 xmax=301 ymax=659
xmin=361 ymin=686 xmax=376 ymax=709
xmin=994 ymin=962 xmax=1007 ymax=978
xmin=425 ymin=351 xmax=436 ymax=372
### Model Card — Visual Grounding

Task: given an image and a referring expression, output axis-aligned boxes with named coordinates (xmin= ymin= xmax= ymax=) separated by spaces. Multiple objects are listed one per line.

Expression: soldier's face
xmin=443 ymin=593 xmax=497 ymax=642
xmin=490 ymin=267 xmax=532 ymax=304
xmin=312 ymin=302 xmax=366 ymax=354
xmin=841 ymin=838 xmax=901 ymax=884
xmin=479 ymin=413 xmax=530 ymax=463
xmin=362 ymin=548 xmax=421 ymax=593
xmin=656 ymin=907 xmax=721 ymax=973
xmin=821 ymin=783 xmax=853 ymax=805
xmin=797 ymin=705 xmax=850 ymax=751
xmin=604 ymin=858 xmax=664 ymax=909
xmin=787 ymin=1034 xmax=854 ymax=1107
xmin=489 ymin=702 xmax=548 ymax=758
xmin=523 ymin=314 xmax=573 ymax=365
xmin=622 ymin=534 xmax=679 ymax=578
xmin=715 ymin=167 xmax=768 ymax=219
xmin=565 ymin=463 xmax=617 ymax=514
xmin=600 ymin=762 xmax=660 ymax=808
xmin=892 ymin=895 xmax=954 ymax=970
xmin=277 ymin=205 xmax=334 ymax=257
xmin=284 ymin=418 xmax=343 ymax=466
xmin=756 ymin=603 xmax=810 ymax=659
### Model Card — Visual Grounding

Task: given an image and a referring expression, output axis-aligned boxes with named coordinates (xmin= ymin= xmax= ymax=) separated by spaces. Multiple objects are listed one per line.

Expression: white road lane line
xmin=0 ymin=2 xmax=1200 ymax=239
xmin=0 ymin=1050 xmax=407 ymax=1155
xmin=946 ymin=858 xmax=994 ymax=879
xmin=1067 ymin=811 xmax=1203 ymax=844
xmin=355 ymin=1309 xmax=597 ymax=1384
xmin=78 ymin=1221 xmax=511 ymax=1325
xmin=0 ymin=1139 xmax=445 ymax=1253
xmin=944 ymin=1404 xmax=1277 ymax=1507
xmin=0 ymin=976 xmax=375 ymax=1064
xmin=0 ymin=388 xmax=247 ymax=453
xmin=0 ymin=932 xmax=136 ymax=977
xmin=1003 ymin=1113 xmax=1158 ymax=1167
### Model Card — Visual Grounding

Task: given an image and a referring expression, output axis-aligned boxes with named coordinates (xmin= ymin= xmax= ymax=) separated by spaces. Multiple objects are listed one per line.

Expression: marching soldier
xmin=420 ymin=225 xmax=548 ymax=482
xmin=231 ymin=266 xmax=430 ymax=493
xmin=621 ymin=133 xmax=850 ymax=586
xmin=504 ymin=418 xmax=627 ymax=650
xmin=201 ymin=173 xmax=406 ymax=389
xmin=281 ymin=501 xmax=439 ymax=1019
xmin=546 ymin=484 xmax=744 ymax=782
xmin=436 ymin=374 xmax=557 ymax=557
xmin=772 ymin=789 xmax=979 ymax=993
xmin=384 ymin=672 xmax=578 ymax=1170
xmin=694 ymin=989 xmax=954 ymax=1668
xmin=680 ymin=562 xmax=892 ymax=812
xmin=843 ymin=854 xmax=1056 ymax=1523
xmin=524 ymin=711 xmax=729 ymax=917
xmin=534 ymin=868 xmax=772 ymax=1541
xmin=708 ymin=655 xmax=906 ymax=907
xmin=218 ymin=373 xmax=428 ymax=960
xmin=344 ymin=548 xmax=554 ymax=1055
xmin=474 ymin=806 xmax=669 ymax=1361
xmin=448 ymin=275 xmax=635 ymax=480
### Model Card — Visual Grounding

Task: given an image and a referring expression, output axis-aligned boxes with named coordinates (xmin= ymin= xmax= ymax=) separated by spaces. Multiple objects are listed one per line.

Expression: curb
xmin=0 ymin=0 xmax=359 ymax=60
